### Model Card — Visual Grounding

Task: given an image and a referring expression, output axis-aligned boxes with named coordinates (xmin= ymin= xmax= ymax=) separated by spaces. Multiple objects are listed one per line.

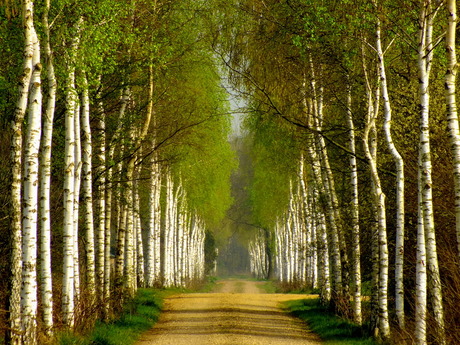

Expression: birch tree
xmin=416 ymin=167 xmax=428 ymax=345
xmin=95 ymin=98 xmax=106 ymax=310
xmin=111 ymin=86 xmax=130 ymax=295
xmin=8 ymin=0 xmax=36 ymax=340
xmin=21 ymin=22 xmax=41 ymax=345
xmin=362 ymin=44 xmax=390 ymax=340
xmin=134 ymin=174 xmax=145 ymax=288
xmin=124 ymin=114 xmax=152 ymax=295
xmin=374 ymin=5 xmax=405 ymax=330
xmin=417 ymin=2 xmax=445 ymax=343
xmin=73 ymin=97 xmax=82 ymax=303
xmin=307 ymin=62 xmax=343 ymax=302
xmin=38 ymin=0 xmax=56 ymax=336
xmin=345 ymin=79 xmax=361 ymax=325
xmin=62 ymin=17 xmax=83 ymax=328
xmin=81 ymin=73 xmax=96 ymax=301
xmin=164 ymin=171 xmax=175 ymax=287
xmin=147 ymin=158 xmax=162 ymax=287
xmin=444 ymin=0 xmax=460 ymax=261
xmin=146 ymin=63 xmax=159 ymax=288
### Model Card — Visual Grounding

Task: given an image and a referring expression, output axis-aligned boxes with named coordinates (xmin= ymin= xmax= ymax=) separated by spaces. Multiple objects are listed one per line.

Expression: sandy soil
xmin=135 ymin=278 xmax=322 ymax=345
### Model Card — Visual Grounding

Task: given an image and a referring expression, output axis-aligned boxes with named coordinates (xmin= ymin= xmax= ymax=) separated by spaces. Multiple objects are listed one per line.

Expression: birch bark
xmin=307 ymin=136 xmax=338 ymax=299
xmin=164 ymin=172 xmax=175 ymax=287
xmin=93 ymin=77 xmax=114 ymax=315
xmin=176 ymin=191 xmax=185 ymax=287
xmin=81 ymin=73 xmax=96 ymax=300
xmin=444 ymin=0 xmax=460 ymax=261
xmin=62 ymin=17 xmax=83 ymax=328
xmin=73 ymin=99 xmax=82 ymax=303
xmin=362 ymin=46 xmax=390 ymax=340
xmin=345 ymin=79 xmax=362 ymax=325
xmin=308 ymin=193 xmax=318 ymax=289
xmin=39 ymin=0 xmax=56 ymax=336
xmin=62 ymin=66 xmax=76 ymax=329
xmin=107 ymin=87 xmax=129 ymax=300
xmin=95 ymin=105 xmax=106 ymax=308
xmin=313 ymin=188 xmax=331 ymax=303
xmin=375 ymin=13 xmax=405 ymax=330
xmin=126 ymin=63 xmax=153 ymax=293
xmin=416 ymin=167 xmax=427 ymax=345
xmin=115 ymin=205 xmax=127 ymax=291
xmin=134 ymin=176 xmax=145 ymax=288
xmin=9 ymin=0 xmax=35 ymax=341
xmin=147 ymin=158 xmax=161 ymax=286
xmin=21 ymin=27 xmax=41 ymax=345
xmin=124 ymin=156 xmax=136 ymax=295
xmin=417 ymin=3 xmax=445 ymax=343
xmin=308 ymin=59 xmax=343 ymax=299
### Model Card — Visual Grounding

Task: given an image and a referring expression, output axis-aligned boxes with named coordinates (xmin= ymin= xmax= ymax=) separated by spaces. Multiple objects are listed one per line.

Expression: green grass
xmin=258 ymin=280 xmax=277 ymax=293
xmin=199 ymin=275 xmax=219 ymax=292
xmin=284 ymin=298 xmax=378 ymax=345
xmin=56 ymin=289 xmax=164 ymax=345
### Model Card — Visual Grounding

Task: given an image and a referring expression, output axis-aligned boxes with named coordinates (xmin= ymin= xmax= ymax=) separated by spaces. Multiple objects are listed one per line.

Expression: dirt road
xmin=135 ymin=279 xmax=322 ymax=345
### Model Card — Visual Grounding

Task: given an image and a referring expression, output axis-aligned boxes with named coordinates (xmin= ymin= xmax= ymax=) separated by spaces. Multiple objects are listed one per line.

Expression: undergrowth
xmin=285 ymin=298 xmax=378 ymax=345
xmin=55 ymin=288 xmax=164 ymax=345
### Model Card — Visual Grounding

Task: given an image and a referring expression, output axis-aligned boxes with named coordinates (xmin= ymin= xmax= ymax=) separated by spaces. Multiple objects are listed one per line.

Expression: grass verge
xmin=56 ymin=288 xmax=164 ymax=345
xmin=258 ymin=280 xmax=277 ymax=293
xmin=284 ymin=298 xmax=377 ymax=345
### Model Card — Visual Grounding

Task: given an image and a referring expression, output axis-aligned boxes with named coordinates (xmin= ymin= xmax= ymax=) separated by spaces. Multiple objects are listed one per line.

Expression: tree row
xmin=0 ymin=1 xmax=234 ymax=344
xmin=224 ymin=0 xmax=460 ymax=344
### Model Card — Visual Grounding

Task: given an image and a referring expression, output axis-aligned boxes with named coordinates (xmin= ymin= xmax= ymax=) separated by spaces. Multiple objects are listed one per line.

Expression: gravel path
xmin=135 ymin=279 xmax=322 ymax=345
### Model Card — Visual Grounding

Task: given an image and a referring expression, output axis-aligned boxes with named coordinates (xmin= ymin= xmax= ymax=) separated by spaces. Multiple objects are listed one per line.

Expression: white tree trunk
xmin=9 ymin=0 xmax=35 ymax=341
xmin=274 ymin=220 xmax=283 ymax=282
xmin=124 ymin=133 xmax=137 ymax=296
xmin=81 ymin=73 xmax=96 ymax=300
xmin=134 ymin=177 xmax=145 ymax=288
xmin=308 ymin=58 xmax=343 ymax=298
xmin=147 ymin=158 xmax=162 ymax=286
xmin=94 ymin=78 xmax=112 ymax=313
xmin=147 ymin=158 xmax=161 ymax=286
xmin=95 ymin=118 xmax=106 ymax=307
xmin=298 ymin=157 xmax=311 ymax=286
xmin=115 ymin=205 xmax=127 ymax=290
xmin=444 ymin=0 xmax=460 ymax=262
xmin=189 ymin=216 xmax=198 ymax=282
xmin=164 ymin=173 xmax=175 ymax=287
xmin=416 ymin=166 xmax=427 ymax=345
xmin=362 ymin=48 xmax=390 ymax=340
xmin=62 ymin=67 xmax=76 ymax=330
xmin=114 ymin=107 xmax=130 ymax=296
xmin=62 ymin=17 xmax=83 ymax=328
xmin=124 ymin=158 xmax=136 ymax=295
xmin=197 ymin=221 xmax=206 ymax=280
xmin=313 ymin=189 xmax=331 ymax=303
xmin=375 ymin=15 xmax=405 ymax=330
xmin=306 ymin=136 xmax=336 ymax=301
xmin=250 ymin=230 xmax=268 ymax=279
xmin=73 ymin=98 xmax=82 ymax=303
xmin=418 ymin=3 xmax=445 ymax=343
xmin=104 ymin=86 xmax=128 ymax=307
xmin=125 ymin=64 xmax=153 ymax=293
xmin=345 ymin=79 xmax=362 ymax=325
xmin=176 ymin=183 xmax=188 ymax=287
xmin=308 ymin=195 xmax=318 ymax=289
xmin=21 ymin=28 xmax=41 ymax=345
xmin=39 ymin=0 xmax=55 ymax=336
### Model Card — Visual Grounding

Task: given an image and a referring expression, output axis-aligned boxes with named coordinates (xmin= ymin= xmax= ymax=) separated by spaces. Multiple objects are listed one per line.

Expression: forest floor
xmin=134 ymin=278 xmax=322 ymax=345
